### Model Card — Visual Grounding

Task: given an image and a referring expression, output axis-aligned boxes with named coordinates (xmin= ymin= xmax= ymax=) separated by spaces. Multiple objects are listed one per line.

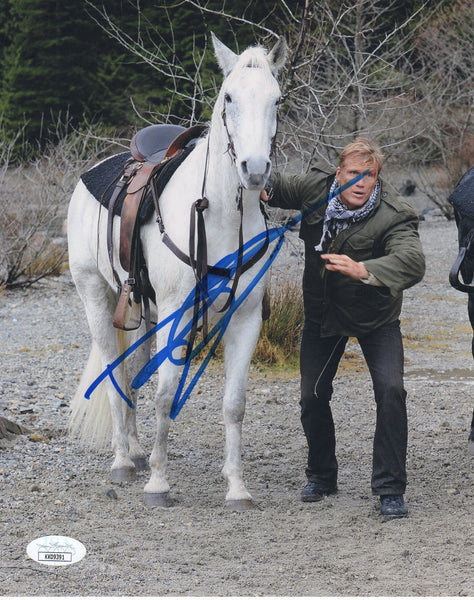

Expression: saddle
xmin=107 ymin=123 xmax=207 ymax=330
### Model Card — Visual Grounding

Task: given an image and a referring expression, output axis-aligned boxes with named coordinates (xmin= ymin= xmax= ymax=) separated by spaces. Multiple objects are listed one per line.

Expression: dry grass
xmin=253 ymin=275 xmax=304 ymax=368
xmin=0 ymin=125 xmax=113 ymax=287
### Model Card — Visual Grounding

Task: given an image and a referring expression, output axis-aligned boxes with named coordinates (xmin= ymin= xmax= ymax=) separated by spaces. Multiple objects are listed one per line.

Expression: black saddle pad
xmin=80 ymin=145 xmax=195 ymax=223
xmin=81 ymin=152 xmax=132 ymax=212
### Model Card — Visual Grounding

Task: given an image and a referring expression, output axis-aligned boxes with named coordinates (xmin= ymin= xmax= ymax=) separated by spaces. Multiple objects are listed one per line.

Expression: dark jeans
xmin=300 ymin=320 xmax=408 ymax=496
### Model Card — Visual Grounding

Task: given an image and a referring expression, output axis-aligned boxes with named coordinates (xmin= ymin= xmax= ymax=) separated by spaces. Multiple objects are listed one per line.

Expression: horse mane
xmin=234 ymin=46 xmax=275 ymax=81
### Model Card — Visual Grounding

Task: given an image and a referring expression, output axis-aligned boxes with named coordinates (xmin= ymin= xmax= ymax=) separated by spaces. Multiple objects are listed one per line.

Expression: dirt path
xmin=1 ymin=216 xmax=473 ymax=596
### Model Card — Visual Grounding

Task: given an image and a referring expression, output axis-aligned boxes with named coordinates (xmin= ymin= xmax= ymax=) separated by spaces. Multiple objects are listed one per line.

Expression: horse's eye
xmin=224 ymin=93 xmax=232 ymax=103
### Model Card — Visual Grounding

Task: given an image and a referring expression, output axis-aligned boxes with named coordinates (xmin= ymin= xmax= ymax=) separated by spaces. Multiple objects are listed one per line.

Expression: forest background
xmin=0 ymin=0 xmax=472 ymax=348
xmin=1 ymin=0 xmax=471 ymax=173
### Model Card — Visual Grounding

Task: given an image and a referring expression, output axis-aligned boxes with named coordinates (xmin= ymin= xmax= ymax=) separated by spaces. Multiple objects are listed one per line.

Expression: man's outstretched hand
xmin=321 ymin=254 xmax=370 ymax=280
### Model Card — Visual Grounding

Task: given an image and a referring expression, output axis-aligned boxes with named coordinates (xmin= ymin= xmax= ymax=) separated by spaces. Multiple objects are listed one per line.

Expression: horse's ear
xmin=211 ymin=32 xmax=238 ymax=77
xmin=267 ymin=36 xmax=288 ymax=75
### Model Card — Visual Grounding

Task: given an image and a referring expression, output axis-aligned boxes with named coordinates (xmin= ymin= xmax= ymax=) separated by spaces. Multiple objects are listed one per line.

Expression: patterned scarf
xmin=314 ymin=177 xmax=380 ymax=252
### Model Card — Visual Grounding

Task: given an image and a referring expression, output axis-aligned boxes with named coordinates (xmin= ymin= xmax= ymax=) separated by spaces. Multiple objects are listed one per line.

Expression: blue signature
xmin=85 ymin=171 xmax=368 ymax=418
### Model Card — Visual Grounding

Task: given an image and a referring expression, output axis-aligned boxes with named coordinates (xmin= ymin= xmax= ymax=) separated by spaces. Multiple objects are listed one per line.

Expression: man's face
xmin=335 ymin=157 xmax=378 ymax=210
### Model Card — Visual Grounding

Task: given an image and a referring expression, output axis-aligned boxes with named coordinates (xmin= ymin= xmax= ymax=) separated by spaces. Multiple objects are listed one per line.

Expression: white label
xmin=27 ymin=535 xmax=86 ymax=566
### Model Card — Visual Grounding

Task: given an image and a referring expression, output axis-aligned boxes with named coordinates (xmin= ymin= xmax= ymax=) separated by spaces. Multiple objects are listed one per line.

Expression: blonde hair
xmin=339 ymin=137 xmax=384 ymax=173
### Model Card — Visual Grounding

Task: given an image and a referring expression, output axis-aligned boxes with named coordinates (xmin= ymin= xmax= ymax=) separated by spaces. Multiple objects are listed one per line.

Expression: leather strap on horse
xmin=186 ymin=197 xmax=210 ymax=356
xmin=106 ymin=159 xmax=136 ymax=289
xmin=151 ymin=172 xmax=232 ymax=279
xmin=106 ymin=160 xmax=154 ymax=330
xmin=119 ymin=162 xmax=156 ymax=272
xmin=449 ymin=246 xmax=474 ymax=292
xmin=113 ymin=177 xmax=152 ymax=330
xmin=449 ymin=226 xmax=474 ymax=293
xmin=216 ymin=188 xmax=245 ymax=315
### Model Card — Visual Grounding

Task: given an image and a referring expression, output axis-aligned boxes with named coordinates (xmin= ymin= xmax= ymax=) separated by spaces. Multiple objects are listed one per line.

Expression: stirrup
xmin=113 ymin=281 xmax=142 ymax=330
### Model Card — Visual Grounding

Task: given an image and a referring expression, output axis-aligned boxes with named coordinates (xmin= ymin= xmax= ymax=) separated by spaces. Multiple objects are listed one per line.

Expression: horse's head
xmin=211 ymin=33 xmax=287 ymax=191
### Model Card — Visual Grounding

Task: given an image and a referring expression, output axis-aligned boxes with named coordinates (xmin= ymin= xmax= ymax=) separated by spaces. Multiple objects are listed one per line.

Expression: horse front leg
xmin=143 ymin=329 xmax=181 ymax=507
xmin=222 ymin=309 xmax=262 ymax=509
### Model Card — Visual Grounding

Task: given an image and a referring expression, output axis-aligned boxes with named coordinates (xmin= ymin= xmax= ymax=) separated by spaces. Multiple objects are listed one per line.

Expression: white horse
xmin=68 ymin=33 xmax=287 ymax=508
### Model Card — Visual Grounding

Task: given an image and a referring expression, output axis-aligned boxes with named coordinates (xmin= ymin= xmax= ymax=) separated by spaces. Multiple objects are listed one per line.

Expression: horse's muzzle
xmin=239 ymin=157 xmax=271 ymax=190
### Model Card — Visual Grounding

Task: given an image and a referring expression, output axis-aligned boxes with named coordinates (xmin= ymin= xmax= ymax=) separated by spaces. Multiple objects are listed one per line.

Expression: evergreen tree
xmin=83 ymin=0 xmax=301 ymax=124
xmin=3 ymin=0 xmax=458 ymax=150
xmin=0 ymin=0 xmax=12 ymax=82
xmin=0 ymin=0 xmax=99 ymax=145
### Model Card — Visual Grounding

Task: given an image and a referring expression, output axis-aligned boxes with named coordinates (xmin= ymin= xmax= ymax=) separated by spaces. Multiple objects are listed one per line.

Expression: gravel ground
xmin=0 ymin=211 xmax=473 ymax=597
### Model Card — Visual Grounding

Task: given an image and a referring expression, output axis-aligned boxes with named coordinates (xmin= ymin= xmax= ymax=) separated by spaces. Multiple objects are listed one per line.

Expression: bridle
xmin=221 ymin=102 xmax=237 ymax=163
xmin=221 ymin=98 xmax=279 ymax=168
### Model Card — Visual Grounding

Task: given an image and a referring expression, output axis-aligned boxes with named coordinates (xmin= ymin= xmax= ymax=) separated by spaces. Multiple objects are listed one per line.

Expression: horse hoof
xmin=225 ymin=498 xmax=258 ymax=511
xmin=111 ymin=466 xmax=136 ymax=483
xmin=143 ymin=492 xmax=173 ymax=508
xmin=132 ymin=456 xmax=149 ymax=472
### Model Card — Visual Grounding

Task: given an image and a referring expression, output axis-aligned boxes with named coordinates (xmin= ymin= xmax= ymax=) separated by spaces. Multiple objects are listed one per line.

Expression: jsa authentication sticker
xmin=27 ymin=535 xmax=86 ymax=566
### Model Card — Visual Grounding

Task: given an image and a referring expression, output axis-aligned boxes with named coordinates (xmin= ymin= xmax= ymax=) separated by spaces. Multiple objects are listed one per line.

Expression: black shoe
xmin=380 ymin=494 xmax=408 ymax=518
xmin=301 ymin=481 xmax=337 ymax=502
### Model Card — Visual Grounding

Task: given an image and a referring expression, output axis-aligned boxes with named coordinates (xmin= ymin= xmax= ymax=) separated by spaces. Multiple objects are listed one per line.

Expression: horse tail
xmin=69 ymin=331 xmax=131 ymax=449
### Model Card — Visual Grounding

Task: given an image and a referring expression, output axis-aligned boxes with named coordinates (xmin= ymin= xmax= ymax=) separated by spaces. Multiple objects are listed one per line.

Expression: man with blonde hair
xmin=266 ymin=138 xmax=425 ymax=518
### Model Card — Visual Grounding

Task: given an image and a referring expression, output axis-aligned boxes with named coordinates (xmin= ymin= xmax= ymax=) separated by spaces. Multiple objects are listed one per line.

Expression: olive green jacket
xmin=270 ymin=164 xmax=426 ymax=337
